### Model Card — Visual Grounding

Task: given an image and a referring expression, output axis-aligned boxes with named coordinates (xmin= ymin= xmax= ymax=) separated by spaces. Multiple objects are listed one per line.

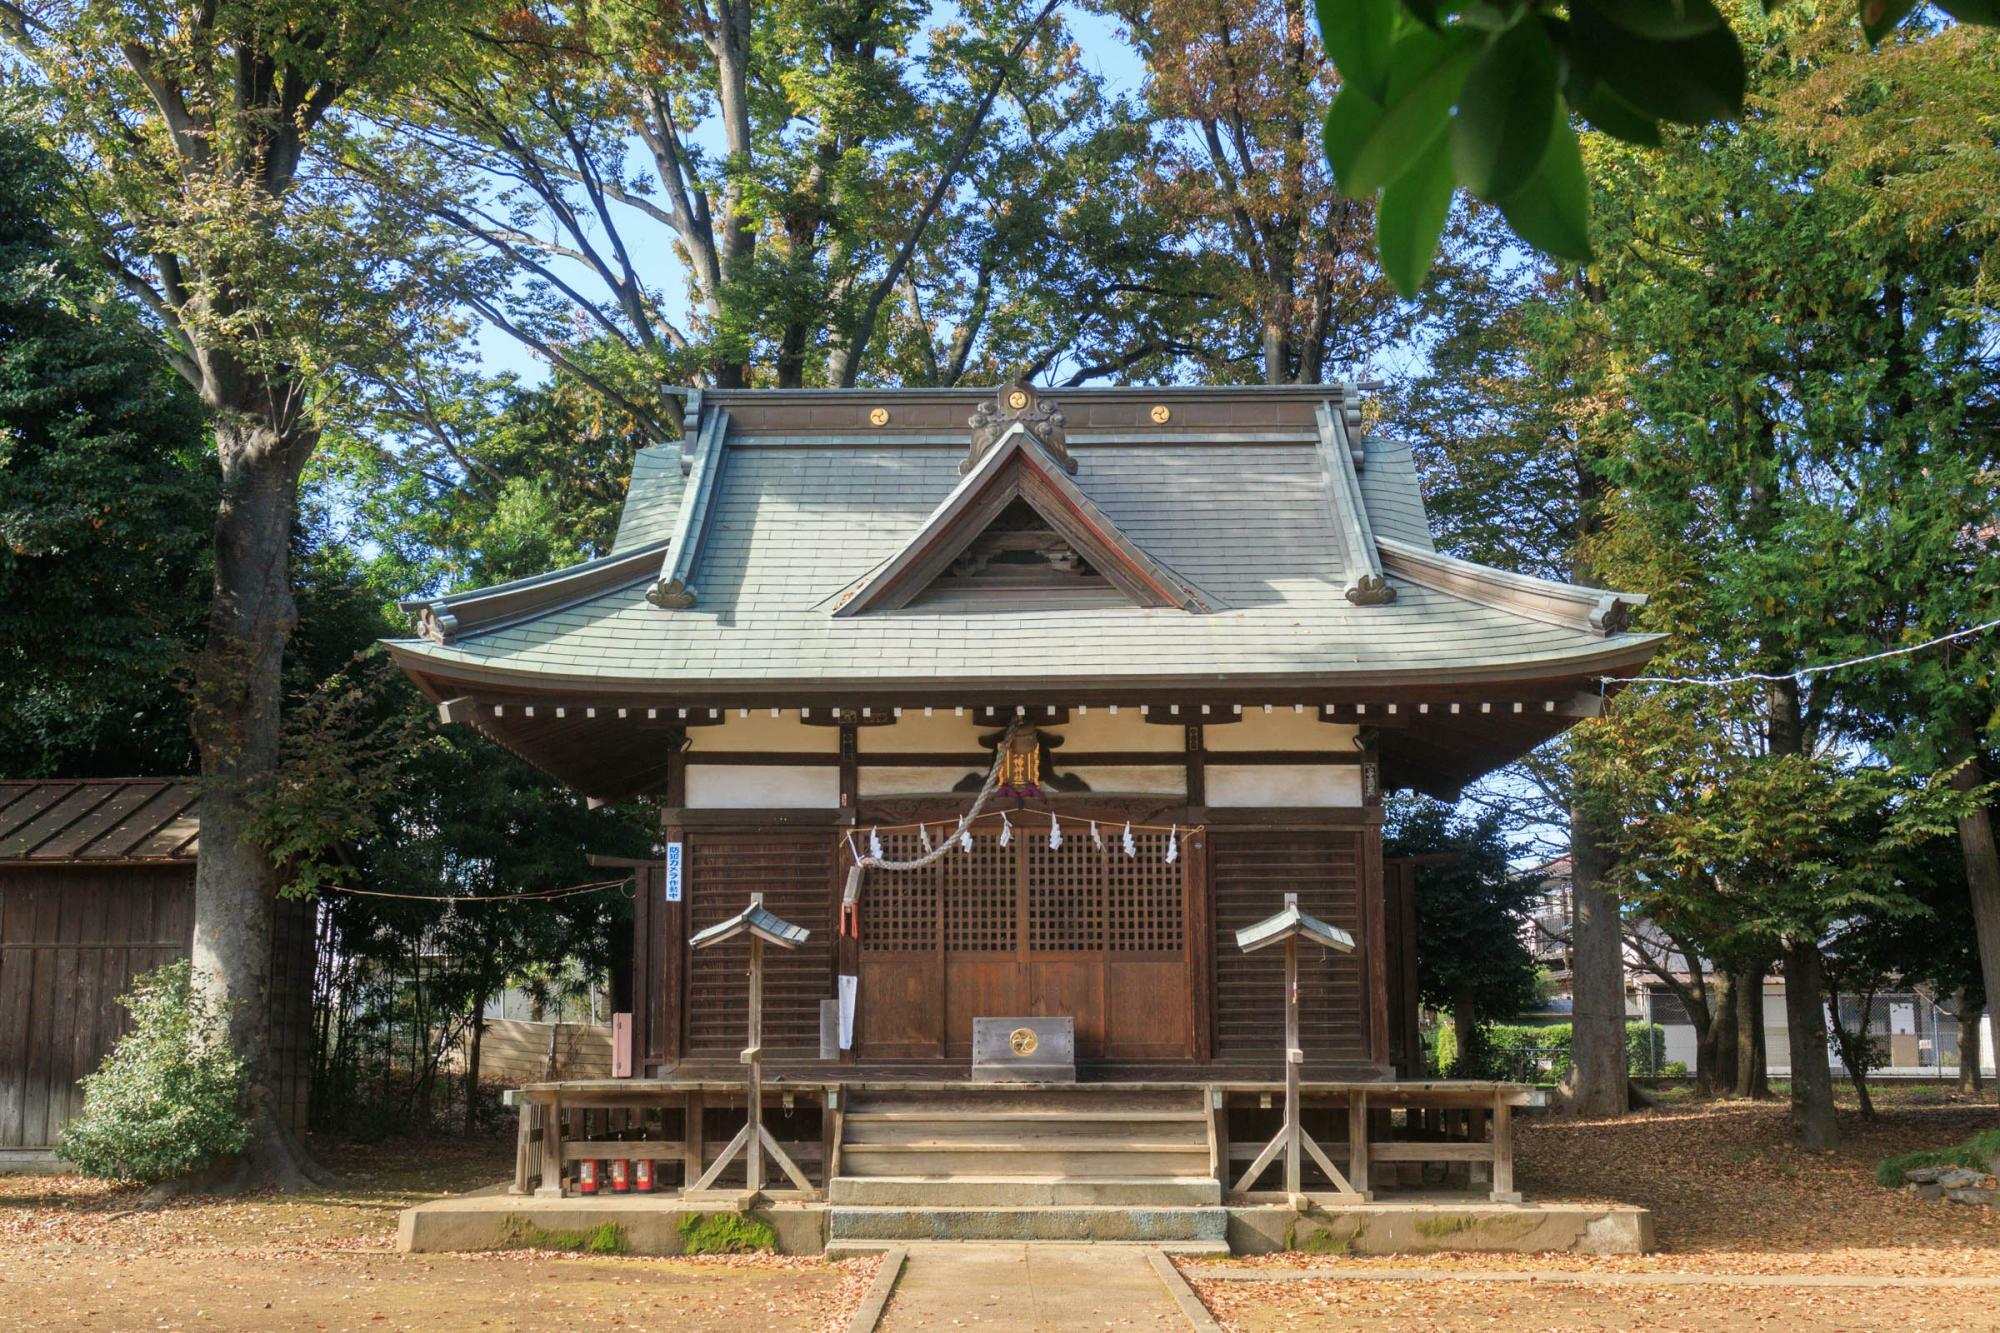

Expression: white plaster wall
xmin=1063 ymin=764 xmax=1186 ymax=795
xmin=856 ymin=710 xmax=984 ymax=752
xmin=685 ymin=711 xmax=840 ymax=753
xmin=1045 ymin=710 xmax=1184 ymax=752
xmin=858 ymin=766 xmax=981 ymax=796
xmin=1205 ymin=764 xmax=1362 ymax=807
xmin=1204 ymin=710 xmax=1360 ymax=753
xmin=684 ymin=764 xmax=840 ymax=808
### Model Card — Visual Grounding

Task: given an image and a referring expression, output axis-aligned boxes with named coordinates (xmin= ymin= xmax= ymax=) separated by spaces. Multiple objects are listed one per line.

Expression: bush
xmin=58 ymin=961 xmax=250 ymax=1183
xmin=1431 ymin=1020 xmax=1666 ymax=1082
xmin=1875 ymin=1128 xmax=2000 ymax=1188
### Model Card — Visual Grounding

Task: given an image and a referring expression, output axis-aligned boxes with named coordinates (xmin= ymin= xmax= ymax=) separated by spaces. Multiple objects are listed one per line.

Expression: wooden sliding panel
xmin=1210 ymin=830 xmax=1367 ymax=1066
xmin=857 ymin=829 xmax=944 ymax=1057
xmin=683 ymin=830 xmax=835 ymax=1057
xmin=942 ymin=834 xmax=1023 ymax=1058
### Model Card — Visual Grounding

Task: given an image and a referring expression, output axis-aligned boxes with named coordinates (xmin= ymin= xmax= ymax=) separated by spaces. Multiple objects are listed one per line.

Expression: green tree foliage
xmin=1317 ymin=0 xmax=2000 ymax=293
xmin=1388 ymin=798 xmax=1543 ymax=1070
xmin=58 ymin=961 xmax=251 ymax=1184
xmin=0 ymin=105 xmax=211 ymax=777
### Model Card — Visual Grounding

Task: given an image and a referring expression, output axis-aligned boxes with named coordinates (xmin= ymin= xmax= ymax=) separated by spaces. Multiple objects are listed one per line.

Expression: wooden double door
xmin=856 ymin=823 xmax=1192 ymax=1061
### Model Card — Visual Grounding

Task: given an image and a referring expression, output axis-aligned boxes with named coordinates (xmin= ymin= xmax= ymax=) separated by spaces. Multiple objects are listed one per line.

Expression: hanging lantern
xmin=998 ymin=727 xmax=1042 ymax=798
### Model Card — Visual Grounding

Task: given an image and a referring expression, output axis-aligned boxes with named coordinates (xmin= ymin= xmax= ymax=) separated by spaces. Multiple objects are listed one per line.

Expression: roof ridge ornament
xmin=967 ymin=380 xmax=1073 ymax=475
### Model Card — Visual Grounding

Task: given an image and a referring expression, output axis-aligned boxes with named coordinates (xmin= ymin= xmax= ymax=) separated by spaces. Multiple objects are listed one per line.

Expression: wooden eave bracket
xmin=1316 ymin=400 xmax=1395 ymax=606
xmin=1376 ymin=537 xmax=1647 ymax=637
xmin=399 ymin=538 xmax=672 ymax=646
xmin=832 ymin=426 xmax=1219 ymax=617
xmin=647 ymin=404 xmax=730 ymax=611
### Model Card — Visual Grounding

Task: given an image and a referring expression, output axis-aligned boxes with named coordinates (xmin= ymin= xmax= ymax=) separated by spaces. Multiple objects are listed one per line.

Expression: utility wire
xmin=1601 ymin=615 xmax=2000 ymax=688
xmin=319 ymin=876 xmax=633 ymax=904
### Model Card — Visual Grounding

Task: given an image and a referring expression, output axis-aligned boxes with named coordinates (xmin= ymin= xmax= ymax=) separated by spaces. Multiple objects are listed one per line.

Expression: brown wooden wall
xmin=0 ymin=864 xmax=313 ymax=1150
xmin=1209 ymin=828 xmax=1375 ymax=1069
xmin=682 ymin=830 xmax=836 ymax=1057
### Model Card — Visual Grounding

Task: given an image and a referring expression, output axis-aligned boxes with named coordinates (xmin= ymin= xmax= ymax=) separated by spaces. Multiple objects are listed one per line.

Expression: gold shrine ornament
xmin=1007 ymin=388 xmax=1030 ymax=410
xmin=1009 ymin=1027 xmax=1039 ymax=1056
xmin=999 ymin=728 xmax=1041 ymax=788
xmin=1150 ymin=404 xmax=1171 ymax=424
xmin=868 ymin=406 xmax=890 ymax=426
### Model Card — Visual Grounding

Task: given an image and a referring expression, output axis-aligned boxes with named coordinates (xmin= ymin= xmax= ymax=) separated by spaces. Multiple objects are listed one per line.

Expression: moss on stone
xmin=494 ymin=1214 xmax=628 ymax=1255
xmin=1285 ymin=1214 xmax=1358 ymax=1255
xmin=1413 ymin=1215 xmax=1480 ymax=1239
xmin=676 ymin=1211 xmax=778 ymax=1255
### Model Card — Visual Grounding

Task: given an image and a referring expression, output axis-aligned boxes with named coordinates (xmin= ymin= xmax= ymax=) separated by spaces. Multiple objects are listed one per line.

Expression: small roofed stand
xmin=685 ymin=894 xmax=812 ymax=1202
xmin=386 ymin=383 xmax=1661 ymax=1207
xmin=1234 ymin=893 xmax=1359 ymax=1207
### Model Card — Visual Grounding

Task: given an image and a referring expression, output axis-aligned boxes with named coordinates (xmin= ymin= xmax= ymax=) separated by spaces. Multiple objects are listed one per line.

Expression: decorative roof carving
xmin=967 ymin=380 xmax=1073 ymax=474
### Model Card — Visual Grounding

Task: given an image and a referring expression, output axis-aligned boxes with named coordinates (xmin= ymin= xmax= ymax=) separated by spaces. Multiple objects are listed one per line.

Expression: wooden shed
xmin=0 ymin=779 xmax=313 ymax=1165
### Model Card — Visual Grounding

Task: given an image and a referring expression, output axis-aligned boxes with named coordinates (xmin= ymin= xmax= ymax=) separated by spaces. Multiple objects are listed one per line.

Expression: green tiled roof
xmin=388 ymin=389 xmax=1659 ymax=694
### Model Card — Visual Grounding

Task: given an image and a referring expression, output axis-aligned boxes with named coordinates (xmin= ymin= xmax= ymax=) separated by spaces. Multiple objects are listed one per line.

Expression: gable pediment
xmin=833 ymin=412 xmax=1216 ymax=617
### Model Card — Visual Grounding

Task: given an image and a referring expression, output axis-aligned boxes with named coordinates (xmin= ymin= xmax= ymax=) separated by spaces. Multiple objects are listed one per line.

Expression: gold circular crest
xmin=1007 ymin=388 xmax=1030 ymax=410
xmin=868 ymin=406 xmax=890 ymax=426
xmin=1008 ymin=1026 xmax=1039 ymax=1056
xmin=1149 ymin=404 xmax=1171 ymax=424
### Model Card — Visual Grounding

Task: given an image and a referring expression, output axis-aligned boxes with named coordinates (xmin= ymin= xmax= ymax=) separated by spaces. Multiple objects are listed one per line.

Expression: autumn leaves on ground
xmin=1190 ymin=1083 xmax=2000 ymax=1331
xmin=3 ymin=1086 xmax=1998 ymax=1331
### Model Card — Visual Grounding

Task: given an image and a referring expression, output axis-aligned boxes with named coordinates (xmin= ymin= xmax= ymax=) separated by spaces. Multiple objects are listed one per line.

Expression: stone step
xmin=839 ymin=1145 xmax=1213 ymax=1179
xmin=844 ymin=1109 xmax=1207 ymax=1124
xmin=828 ymin=1175 xmax=1224 ymax=1207
xmin=840 ymin=1122 xmax=1207 ymax=1147
xmin=829 ymin=1204 xmax=1230 ymax=1244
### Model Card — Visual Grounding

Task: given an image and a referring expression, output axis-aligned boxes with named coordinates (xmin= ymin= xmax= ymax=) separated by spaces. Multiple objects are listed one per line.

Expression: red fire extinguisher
xmin=635 ymin=1158 xmax=655 ymax=1193
xmin=610 ymin=1157 xmax=631 ymax=1193
xmin=577 ymin=1158 xmax=600 ymax=1195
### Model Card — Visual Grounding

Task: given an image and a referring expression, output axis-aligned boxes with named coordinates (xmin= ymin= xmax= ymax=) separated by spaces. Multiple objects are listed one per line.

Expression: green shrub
xmin=1875 ymin=1128 xmax=2000 ymax=1188
xmin=57 ymin=961 xmax=250 ymax=1183
xmin=677 ymin=1211 xmax=777 ymax=1254
xmin=1431 ymin=1019 xmax=1666 ymax=1081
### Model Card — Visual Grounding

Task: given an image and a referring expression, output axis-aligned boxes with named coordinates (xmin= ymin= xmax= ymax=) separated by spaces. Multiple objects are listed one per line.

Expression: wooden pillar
xmin=683 ymin=1089 xmax=705 ymax=1190
xmin=1491 ymin=1090 xmax=1518 ymax=1203
xmin=536 ymin=1094 xmax=563 ymax=1197
xmin=1283 ymin=933 xmax=1301 ymax=1198
xmin=1347 ymin=1089 xmax=1370 ymax=1198
xmin=746 ymin=934 xmax=766 ymax=1195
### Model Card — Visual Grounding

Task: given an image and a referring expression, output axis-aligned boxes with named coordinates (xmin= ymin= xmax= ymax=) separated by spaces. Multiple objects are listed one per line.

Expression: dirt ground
xmin=1186 ymin=1082 xmax=2000 ymax=1330
xmin=0 ymin=1136 xmax=879 ymax=1333
xmin=5 ymin=1085 xmax=1998 ymax=1331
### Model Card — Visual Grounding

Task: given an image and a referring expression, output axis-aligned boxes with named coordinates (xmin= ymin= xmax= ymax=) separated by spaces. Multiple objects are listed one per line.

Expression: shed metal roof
xmin=0 ymin=780 xmax=200 ymax=864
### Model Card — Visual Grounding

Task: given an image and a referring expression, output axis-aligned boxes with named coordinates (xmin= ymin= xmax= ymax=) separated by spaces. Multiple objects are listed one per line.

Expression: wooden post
xmin=683 ymin=1089 xmax=705 ymax=1191
xmin=536 ymin=1093 xmax=563 ymax=1197
xmin=512 ymin=1099 xmax=534 ymax=1195
xmin=1283 ymin=932 xmax=1302 ymax=1200
xmin=1348 ymin=1089 xmax=1370 ymax=1198
xmin=746 ymin=933 xmax=766 ymax=1196
xmin=1491 ymin=1090 xmax=1518 ymax=1203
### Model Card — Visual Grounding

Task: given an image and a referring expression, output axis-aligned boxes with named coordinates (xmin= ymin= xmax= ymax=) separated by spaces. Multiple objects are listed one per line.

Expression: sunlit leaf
xmin=1341 ymin=27 xmax=1480 ymax=196
xmin=1317 ymin=0 xmax=1398 ymax=103
xmin=1588 ymin=0 xmax=1728 ymax=39
xmin=1571 ymin=0 xmax=1747 ymax=125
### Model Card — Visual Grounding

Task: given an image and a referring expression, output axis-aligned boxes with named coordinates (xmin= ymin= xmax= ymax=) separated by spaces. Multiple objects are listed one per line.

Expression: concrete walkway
xmin=877 ymin=1244 xmax=1189 ymax=1331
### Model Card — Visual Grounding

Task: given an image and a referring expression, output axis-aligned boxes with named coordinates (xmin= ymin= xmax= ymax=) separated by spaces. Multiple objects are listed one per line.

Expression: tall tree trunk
xmin=466 ymin=1008 xmax=485 ymax=1135
xmin=1782 ymin=937 xmax=1839 ymax=1150
xmin=1734 ymin=960 xmax=1771 ymax=1098
xmin=1698 ymin=968 xmax=1736 ymax=1099
xmin=1567 ymin=797 xmax=1628 ymax=1117
xmin=189 ymin=395 xmax=325 ymax=1190
xmin=1452 ymin=978 xmax=1479 ymax=1076
xmin=1951 ymin=743 xmax=2000 ymax=1070
xmin=1959 ymin=1000 xmax=1985 ymax=1093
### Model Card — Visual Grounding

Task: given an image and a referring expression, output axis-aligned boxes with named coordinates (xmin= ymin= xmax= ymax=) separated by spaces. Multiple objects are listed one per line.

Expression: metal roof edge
xmin=397 ymin=539 xmax=671 ymax=646
xmin=1378 ymin=537 xmax=1648 ymax=637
